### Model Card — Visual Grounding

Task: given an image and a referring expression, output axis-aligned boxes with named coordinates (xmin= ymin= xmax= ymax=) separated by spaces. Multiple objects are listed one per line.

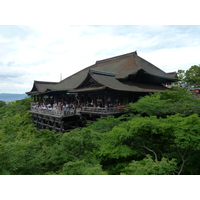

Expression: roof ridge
xmin=89 ymin=69 xmax=117 ymax=77
xmin=95 ymin=51 xmax=137 ymax=64
xmin=34 ymin=80 xmax=58 ymax=84
xmin=58 ymin=64 xmax=95 ymax=84
xmin=167 ymin=71 xmax=177 ymax=74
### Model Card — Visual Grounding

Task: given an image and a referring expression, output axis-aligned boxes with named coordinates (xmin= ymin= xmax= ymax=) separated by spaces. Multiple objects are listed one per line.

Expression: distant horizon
xmin=0 ymin=93 xmax=28 ymax=102
xmin=0 ymin=92 xmax=27 ymax=94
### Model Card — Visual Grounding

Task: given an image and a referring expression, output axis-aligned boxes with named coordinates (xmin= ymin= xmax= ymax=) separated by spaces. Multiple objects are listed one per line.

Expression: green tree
xmin=177 ymin=69 xmax=186 ymax=87
xmin=44 ymin=127 xmax=106 ymax=174
xmin=87 ymin=115 xmax=121 ymax=133
xmin=0 ymin=98 xmax=33 ymax=120
xmin=0 ymin=98 xmax=62 ymax=175
xmin=184 ymin=65 xmax=200 ymax=88
xmin=177 ymin=65 xmax=200 ymax=88
xmin=47 ymin=160 xmax=107 ymax=175
xmin=121 ymin=155 xmax=177 ymax=175
xmin=98 ymin=114 xmax=200 ymax=175
xmin=1 ymin=95 xmax=200 ymax=175
xmin=0 ymin=100 xmax=6 ymax=108
xmin=126 ymin=88 xmax=200 ymax=117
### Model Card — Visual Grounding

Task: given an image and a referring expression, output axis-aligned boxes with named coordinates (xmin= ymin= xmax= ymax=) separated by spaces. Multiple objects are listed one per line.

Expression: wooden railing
xmin=30 ymin=106 xmax=78 ymax=117
xmin=81 ymin=106 xmax=125 ymax=114
xmin=30 ymin=104 xmax=125 ymax=117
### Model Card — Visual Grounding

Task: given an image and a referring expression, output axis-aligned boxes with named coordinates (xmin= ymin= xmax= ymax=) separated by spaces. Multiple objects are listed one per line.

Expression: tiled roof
xmin=69 ymin=72 xmax=169 ymax=93
xmin=26 ymin=51 xmax=178 ymax=94
xmin=26 ymin=81 xmax=58 ymax=94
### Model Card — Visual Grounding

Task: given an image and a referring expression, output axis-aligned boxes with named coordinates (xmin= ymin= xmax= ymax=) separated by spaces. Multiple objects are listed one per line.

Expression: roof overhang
xmin=69 ymin=86 xmax=107 ymax=93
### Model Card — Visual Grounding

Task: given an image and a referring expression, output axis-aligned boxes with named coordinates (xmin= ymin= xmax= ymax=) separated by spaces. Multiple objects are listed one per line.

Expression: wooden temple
xmin=26 ymin=51 xmax=178 ymax=132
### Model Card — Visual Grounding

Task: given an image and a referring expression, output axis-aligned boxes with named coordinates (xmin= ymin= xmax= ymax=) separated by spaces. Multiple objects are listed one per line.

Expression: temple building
xmin=26 ymin=51 xmax=178 ymax=132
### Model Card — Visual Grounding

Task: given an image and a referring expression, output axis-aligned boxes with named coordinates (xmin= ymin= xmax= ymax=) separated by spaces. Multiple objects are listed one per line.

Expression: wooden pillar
xmin=84 ymin=94 xmax=87 ymax=106
xmin=85 ymin=93 xmax=88 ymax=106
xmin=99 ymin=94 xmax=103 ymax=107
xmin=41 ymin=116 xmax=44 ymax=129
xmin=60 ymin=121 xmax=64 ymax=133
xmin=47 ymin=117 xmax=50 ymax=129
xmin=90 ymin=94 xmax=95 ymax=107
xmin=93 ymin=93 xmax=97 ymax=107
xmin=36 ymin=114 xmax=39 ymax=129
xmin=53 ymin=118 xmax=56 ymax=131
xmin=104 ymin=92 xmax=108 ymax=108
xmin=62 ymin=93 xmax=65 ymax=104
xmin=40 ymin=95 xmax=43 ymax=103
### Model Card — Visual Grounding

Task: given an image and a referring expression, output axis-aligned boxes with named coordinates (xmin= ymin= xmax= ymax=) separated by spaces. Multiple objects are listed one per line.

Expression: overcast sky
xmin=0 ymin=25 xmax=200 ymax=94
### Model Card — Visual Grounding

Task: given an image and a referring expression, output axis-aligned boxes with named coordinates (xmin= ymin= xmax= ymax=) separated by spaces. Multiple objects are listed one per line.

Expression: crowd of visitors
xmin=31 ymin=100 xmax=124 ymax=115
xmin=31 ymin=101 xmax=76 ymax=114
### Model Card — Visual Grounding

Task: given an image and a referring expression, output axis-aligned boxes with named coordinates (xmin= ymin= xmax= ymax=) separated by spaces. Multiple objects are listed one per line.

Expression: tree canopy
xmin=0 ymin=100 xmax=6 ymax=108
xmin=0 ymin=89 xmax=200 ymax=175
xmin=126 ymin=88 xmax=200 ymax=117
xmin=177 ymin=65 xmax=200 ymax=88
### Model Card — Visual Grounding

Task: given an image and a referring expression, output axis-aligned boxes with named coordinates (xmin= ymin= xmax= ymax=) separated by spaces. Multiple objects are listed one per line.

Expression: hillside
xmin=0 ymin=89 xmax=200 ymax=175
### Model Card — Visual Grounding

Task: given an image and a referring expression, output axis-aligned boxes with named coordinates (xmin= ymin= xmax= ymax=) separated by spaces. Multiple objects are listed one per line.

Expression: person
xmin=38 ymin=105 xmax=42 ymax=110
xmin=42 ymin=104 xmax=46 ymax=109
xmin=57 ymin=105 xmax=61 ymax=111
xmin=48 ymin=106 xmax=52 ymax=110
xmin=53 ymin=102 xmax=57 ymax=107
xmin=65 ymin=103 xmax=70 ymax=114
xmin=71 ymin=103 xmax=75 ymax=109
xmin=47 ymin=103 xmax=51 ymax=107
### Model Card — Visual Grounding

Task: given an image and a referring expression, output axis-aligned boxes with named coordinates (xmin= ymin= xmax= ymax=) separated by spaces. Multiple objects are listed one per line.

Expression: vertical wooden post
xmin=104 ymin=92 xmax=108 ymax=108
xmin=60 ymin=120 xmax=64 ymax=133
xmin=53 ymin=118 xmax=56 ymax=131
xmin=85 ymin=93 xmax=88 ymax=106
xmin=93 ymin=93 xmax=97 ymax=107
xmin=47 ymin=117 xmax=50 ymax=129
xmin=41 ymin=116 xmax=44 ymax=129
xmin=84 ymin=94 xmax=86 ymax=106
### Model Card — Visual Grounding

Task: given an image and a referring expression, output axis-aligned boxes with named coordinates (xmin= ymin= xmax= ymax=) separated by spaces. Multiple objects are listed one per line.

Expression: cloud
xmin=0 ymin=25 xmax=33 ymax=40
xmin=0 ymin=65 xmax=27 ymax=79
xmin=0 ymin=25 xmax=200 ymax=93
xmin=141 ymin=46 xmax=200 ymax=72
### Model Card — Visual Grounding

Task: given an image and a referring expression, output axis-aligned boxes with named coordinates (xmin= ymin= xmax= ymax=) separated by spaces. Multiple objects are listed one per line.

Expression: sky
xmin=0 ymin=25 xmax=200 ymax=94
xmin=0 ymin=1 xmax=199 ymax=197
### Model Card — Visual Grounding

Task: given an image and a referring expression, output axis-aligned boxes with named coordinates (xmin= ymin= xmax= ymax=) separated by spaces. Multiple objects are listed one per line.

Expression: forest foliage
xmin=0 ymin=88 xmax=200 ymax=175
xmin=177 ymin=65 xmax=200 ymax=88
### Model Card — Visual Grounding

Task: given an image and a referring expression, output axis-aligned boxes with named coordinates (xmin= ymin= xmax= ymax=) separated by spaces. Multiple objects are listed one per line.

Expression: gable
xmin=76 ymin=73 xmax=102 ymax=89
xmin=84 ymin=77 xmax=101 ymax=87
